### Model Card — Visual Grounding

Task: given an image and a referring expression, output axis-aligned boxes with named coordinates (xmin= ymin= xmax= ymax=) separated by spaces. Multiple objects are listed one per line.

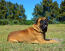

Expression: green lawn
xmin=0 ymin=24 xmax=65 ymax=51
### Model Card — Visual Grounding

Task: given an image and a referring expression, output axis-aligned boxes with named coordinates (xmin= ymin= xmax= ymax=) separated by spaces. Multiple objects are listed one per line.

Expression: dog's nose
xmin=45 ymin=23 xmax=47 ymax=25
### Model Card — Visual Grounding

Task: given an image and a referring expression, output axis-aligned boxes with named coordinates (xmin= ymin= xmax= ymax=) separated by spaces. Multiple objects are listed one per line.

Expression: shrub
xmin=0 ymin=19 xmax=9 ymax=25
xmin=9 ymin=20 xmax=20 ymax=25
xmin=25 ymin=20 xmax=34 ymax=25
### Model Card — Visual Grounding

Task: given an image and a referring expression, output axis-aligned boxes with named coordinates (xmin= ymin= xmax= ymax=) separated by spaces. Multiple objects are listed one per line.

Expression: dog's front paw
xmin=49 ymin=40 xmax=59 ymax=43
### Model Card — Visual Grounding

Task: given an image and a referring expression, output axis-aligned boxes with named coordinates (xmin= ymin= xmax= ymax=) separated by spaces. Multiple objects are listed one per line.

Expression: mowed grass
xmin=0 ymin=24 xmax=65 ymax=51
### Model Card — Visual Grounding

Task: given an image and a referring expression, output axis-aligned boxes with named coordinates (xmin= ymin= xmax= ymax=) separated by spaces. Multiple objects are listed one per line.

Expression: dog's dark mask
xmin=40 ymin=19 xmax=48 ymax=33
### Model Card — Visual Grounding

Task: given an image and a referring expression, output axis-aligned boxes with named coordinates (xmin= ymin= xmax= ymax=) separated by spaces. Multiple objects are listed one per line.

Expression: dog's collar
xmin=33 ymin=24 xmax=43 ymax=33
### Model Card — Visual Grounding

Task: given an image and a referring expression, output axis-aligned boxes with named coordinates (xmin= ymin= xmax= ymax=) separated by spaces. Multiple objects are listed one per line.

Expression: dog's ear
xmin=35 ymin=18 xmax=39 ymax=24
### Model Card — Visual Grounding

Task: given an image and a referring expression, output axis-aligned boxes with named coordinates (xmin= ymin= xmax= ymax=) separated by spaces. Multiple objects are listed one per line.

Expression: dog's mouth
xmin=40 ymin=25 xmax=47 ymax=29
xmin=43 ymin=25 xmax=47 ymax=28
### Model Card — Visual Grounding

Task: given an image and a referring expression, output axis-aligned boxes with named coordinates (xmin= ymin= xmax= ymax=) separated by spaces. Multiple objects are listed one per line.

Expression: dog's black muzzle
xmin=40 ymin=20 xmax=48 ymax=32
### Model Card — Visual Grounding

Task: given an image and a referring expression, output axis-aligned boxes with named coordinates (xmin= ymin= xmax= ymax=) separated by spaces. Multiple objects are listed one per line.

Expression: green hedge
xmin=0 ymin=19 xmax=20 ymax=25
xmin=0 ymin=19 xmax=9 ymax=25
xmin=0 ymin=19 xmax=34 ymax=25
xmin=0 ymin=19 xmax=65 ymax=25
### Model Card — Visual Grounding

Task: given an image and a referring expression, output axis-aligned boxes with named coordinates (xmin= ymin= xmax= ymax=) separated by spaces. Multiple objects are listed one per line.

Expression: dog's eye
xmin=40 ymin=20 xmax=43 ymax=24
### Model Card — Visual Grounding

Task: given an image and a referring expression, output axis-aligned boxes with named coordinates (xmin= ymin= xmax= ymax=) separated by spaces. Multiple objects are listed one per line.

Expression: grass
xmin=0 ymin=24 xmax=65 ymax=51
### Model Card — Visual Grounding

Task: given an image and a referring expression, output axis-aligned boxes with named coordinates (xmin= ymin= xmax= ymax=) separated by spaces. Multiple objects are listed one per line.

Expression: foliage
xmin=57 ymin=0 xmax=65 ymax=22
xmin=32 ymin=0 xmax=65 ymax=23
xmin=0 ymin=0 xmax=27 ymax=25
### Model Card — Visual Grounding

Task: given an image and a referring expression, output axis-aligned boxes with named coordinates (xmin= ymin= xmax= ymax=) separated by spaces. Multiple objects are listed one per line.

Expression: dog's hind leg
xmin=8 ymin=39 xmax=18 ymax=43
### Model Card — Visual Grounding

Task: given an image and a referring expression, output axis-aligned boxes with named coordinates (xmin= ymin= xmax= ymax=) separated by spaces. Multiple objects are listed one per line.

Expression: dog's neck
xmin=33 ymin=24 xmax=43 ymax=33
xmin=33 ymin=24 xmax=46 ymax=40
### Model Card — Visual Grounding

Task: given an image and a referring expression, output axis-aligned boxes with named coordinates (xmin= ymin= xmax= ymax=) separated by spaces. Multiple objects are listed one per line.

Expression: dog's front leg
xmin=37 ymin=37 xmax=58 ymax=44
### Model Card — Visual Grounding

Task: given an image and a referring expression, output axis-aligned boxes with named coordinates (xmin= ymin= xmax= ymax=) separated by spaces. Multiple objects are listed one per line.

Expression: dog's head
xmin=35 ymin=17 xmax=48 ymax=33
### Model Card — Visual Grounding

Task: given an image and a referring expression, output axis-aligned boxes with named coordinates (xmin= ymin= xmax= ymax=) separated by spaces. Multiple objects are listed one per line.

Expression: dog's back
xmin=7 ymin=27 xmax=38 ymax=43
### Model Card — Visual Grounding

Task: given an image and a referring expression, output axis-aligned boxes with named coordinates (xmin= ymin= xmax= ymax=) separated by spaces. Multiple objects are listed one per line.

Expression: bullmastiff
xmin=7 ymin=17 xmax=58 ymax=43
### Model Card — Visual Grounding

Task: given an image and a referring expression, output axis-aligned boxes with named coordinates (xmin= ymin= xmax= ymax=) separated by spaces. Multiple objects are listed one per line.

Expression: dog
xmin=7 ymin=17 xmax=58 ymax=44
